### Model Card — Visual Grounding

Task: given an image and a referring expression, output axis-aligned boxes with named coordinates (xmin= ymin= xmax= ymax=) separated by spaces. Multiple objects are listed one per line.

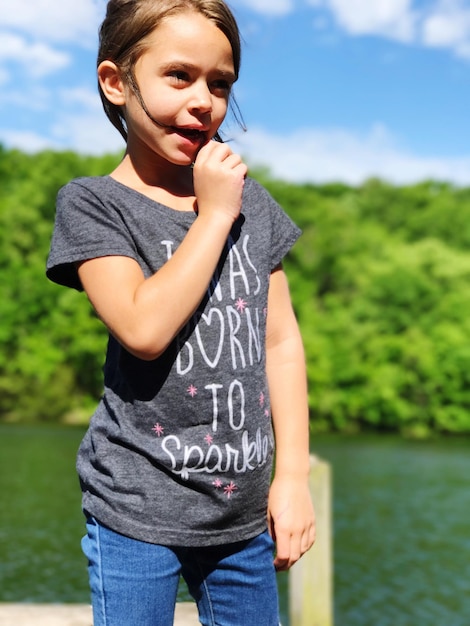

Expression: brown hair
xmin=98 ymin=0 xmax=243 ymax=141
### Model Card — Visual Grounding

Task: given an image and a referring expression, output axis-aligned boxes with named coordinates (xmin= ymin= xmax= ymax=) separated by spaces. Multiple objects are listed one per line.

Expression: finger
xmin=300 ymin=523 xmax=315 ymax=556
xmin=308 ymin=524 xmax=316 ymax=550
xmin=273 ymin=532 xmax=292 ymax=571
xmin=289 ymin=535 xmax=302 ymax=568
xmin=278 ymin=526 xmax=312 ymax=570
xmin=274 ymin=555 xmax=289 ymax=572
xmin=221 ymin=153 xmax=244 ymax=169
xmin=206 ymin=141 xmax=234 ymax=161
xmin=195 ymin=140 xmax=232 ymax=164
xmin=267 ymin=511 xmax=274 ymax=540
xmin=223 ymin=159 xmax=248 ymax=182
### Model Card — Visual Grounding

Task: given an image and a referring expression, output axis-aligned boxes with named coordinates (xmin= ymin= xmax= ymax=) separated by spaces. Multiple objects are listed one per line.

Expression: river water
xmin=316 ymin=434 xmax=470 ymax=626
xmin=1 ymin=426 xmax=469 ymax=625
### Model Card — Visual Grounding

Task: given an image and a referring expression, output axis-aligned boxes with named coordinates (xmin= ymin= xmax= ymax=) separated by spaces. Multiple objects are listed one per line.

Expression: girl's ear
xmin=98 ymin=60 xmax=126 ymax=106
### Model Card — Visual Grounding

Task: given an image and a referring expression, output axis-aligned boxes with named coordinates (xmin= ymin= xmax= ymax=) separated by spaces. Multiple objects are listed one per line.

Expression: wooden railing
xmin=289 ymin=454 xmax=333 ymax=626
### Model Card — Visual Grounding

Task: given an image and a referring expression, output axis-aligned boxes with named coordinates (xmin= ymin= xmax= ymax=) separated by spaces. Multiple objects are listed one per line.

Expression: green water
xmin=1 ymin=426 xmax=470 ymax=625
xmin=317 ymin=435 xmax=470 ymax=626
xmin=0 ymin=425 xmax=88 ymax=602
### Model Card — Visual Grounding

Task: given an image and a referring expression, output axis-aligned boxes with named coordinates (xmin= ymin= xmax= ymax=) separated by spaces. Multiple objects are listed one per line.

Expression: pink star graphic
xmin=235 ymin=297 xmax=248 ymax=313
xmin=213 ymin=479 xmax=223 ymax=489
xmin=259 ymin=392 xmax=265 ymax=407
xmin=204 ymin=434 xmax=214 ymax=445
xmin=265 ymin=409 xmax=270 ymax=417
xmin=224 ymin=482 xmax=238 ymax=499
xmin=152 ymin=423 xmax=164 ymax=437
xmin=187 ymin=384 xmax=198 ymax=397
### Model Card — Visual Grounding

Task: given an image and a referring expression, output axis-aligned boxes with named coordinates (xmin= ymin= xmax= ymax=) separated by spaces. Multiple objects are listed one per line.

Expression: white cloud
xmin=0 ymin=130 xmax=61 ymax=153
xmin=0 ymin=86 xmax=51 ymax=111
xmin=307 ymin=0 xmax=470 ymax=60
xmin=0 ymin=110 xmax=123 ymax=156
xmin=311 ymin=0 xmax=417 ymax=42
xmin=234 ymin=124 xmax=470 ymax=185
xmin=51 ymin=87 xmax=124 ymax=154
xmin=0 ymin=32 xmax=70 ymax=78
xmin=3 ymin=117 xmax=470 ymax=186
xmin=421 ymin=0 xmax=470 ymax=59
xmin=0 ymin=84 xmax=123 ymax=156
xmin=0 ymin=0 xmax=103 ymax=84
xmin=51 ymin=110 xmax=125 ymax=155
xmin=0 ymin=0 xmax=105 ymax=45
xmin=59 ymin=87 xmax=102 ymax=110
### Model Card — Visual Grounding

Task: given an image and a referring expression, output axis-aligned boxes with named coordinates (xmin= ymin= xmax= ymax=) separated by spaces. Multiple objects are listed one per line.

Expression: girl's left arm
xmin=265 ymin=264 xmax=316 ymax=571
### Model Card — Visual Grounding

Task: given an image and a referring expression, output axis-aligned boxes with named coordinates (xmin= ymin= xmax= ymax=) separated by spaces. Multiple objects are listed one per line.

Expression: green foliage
xmin=2 ymin=149 xmax=470 ymax=434
xmin=258 ymin=175 xmax=470 ymax=435
xmin=0 ymin=147 xmax=121 ymax=423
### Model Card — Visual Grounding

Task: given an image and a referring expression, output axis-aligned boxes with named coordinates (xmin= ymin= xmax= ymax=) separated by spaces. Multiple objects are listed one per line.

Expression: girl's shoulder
xmin=242 ymin=176 xmax=278 ymax=207
xmin=58 ymin=176 xmax=152 ymax=214
xmin=59 ymin=175 xmax=117 ymax=197
xmin=243 ymin=175 xmax=267 ymax=196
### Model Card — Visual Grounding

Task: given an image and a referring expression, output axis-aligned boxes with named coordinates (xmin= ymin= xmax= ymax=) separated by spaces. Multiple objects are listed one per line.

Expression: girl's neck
xmin=110 ymin=152 xmax=197 ymax=212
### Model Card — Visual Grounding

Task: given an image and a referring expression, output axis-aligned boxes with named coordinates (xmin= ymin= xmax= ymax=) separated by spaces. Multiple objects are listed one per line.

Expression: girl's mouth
xmin=174 ymin=127 xmax=207 ymax=142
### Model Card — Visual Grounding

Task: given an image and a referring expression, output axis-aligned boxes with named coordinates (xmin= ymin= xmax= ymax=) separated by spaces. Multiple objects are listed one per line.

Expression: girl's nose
xmin=189 ymin=82 xmax=213 ymax=113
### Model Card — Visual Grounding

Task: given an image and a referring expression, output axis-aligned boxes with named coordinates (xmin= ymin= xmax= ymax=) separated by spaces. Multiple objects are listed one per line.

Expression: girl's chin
xmin=169 ymin=153 xmax=197 ymax=167
xmin=168 ymin=146 xmax=201 ymax=166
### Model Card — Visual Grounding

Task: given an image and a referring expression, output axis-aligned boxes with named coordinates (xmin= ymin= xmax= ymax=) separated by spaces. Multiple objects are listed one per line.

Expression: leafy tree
xmin=3 ymin=149 xmax=470 ymax=435
xmin=0 ymin=147 xmax=120 ymax=422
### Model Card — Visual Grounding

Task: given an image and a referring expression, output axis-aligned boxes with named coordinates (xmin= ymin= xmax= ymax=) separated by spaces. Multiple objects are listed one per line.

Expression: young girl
xmin=47 ymin=1 xmax=315 ymax=624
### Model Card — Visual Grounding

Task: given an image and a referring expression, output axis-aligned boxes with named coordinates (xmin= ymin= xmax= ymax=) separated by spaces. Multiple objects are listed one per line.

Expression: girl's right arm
xmin=77 ymin=142 xmax=247 ymax=361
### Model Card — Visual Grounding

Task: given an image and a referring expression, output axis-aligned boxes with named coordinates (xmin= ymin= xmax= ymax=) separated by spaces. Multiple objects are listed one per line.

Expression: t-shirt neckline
xmin=104 ymin=175 xmax=198 ymax=216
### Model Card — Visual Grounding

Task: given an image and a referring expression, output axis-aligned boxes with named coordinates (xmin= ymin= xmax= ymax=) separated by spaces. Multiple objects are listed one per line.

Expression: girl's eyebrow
xmin=160 ymin=60 xmax=236 ymax=82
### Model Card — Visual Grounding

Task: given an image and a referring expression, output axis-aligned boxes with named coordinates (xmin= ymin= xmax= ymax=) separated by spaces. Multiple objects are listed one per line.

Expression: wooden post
xmin=289 ymin=454 xmax=333 ymax=626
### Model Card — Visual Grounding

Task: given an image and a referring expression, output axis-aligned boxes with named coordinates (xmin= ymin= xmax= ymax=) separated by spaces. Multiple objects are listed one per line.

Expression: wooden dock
xmin=0 ymin=602 xmax=199 ymax=625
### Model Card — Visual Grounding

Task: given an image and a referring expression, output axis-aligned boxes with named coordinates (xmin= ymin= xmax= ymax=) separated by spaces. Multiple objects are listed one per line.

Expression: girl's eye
xmin=169 ymin=70 xmax=190 ymax=83
xmin=211 ymin=79 xmax=232 ymax=93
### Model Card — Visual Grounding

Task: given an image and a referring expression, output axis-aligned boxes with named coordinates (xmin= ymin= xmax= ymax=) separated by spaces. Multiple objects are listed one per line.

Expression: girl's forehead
xmin=141 ymin=12 xmax=234 ymax=68
xmin=149 ymin=11 xmax=227 ymax=44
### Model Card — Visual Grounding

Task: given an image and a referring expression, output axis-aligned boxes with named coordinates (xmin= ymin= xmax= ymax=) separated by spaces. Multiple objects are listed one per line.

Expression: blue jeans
xmin=82 ymin=517 xmax=280 ymax=626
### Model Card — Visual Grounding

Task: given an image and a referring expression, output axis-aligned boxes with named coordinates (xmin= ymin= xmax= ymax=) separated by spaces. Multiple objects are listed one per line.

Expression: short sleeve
xmin=46 ymin=178 xmax=139 ymax=291
xmin=243 ymin=178 xmax=302 ymax=270
xmin=268 ymin=195 xmax=302 ymax=270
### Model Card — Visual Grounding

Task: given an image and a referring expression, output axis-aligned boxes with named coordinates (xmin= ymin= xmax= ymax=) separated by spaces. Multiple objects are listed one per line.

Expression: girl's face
xmin=123 ymin=11 xmax=236 ymax=167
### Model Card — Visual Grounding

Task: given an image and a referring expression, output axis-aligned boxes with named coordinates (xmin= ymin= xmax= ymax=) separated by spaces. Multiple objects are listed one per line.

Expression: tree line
xmin=2 ymin=145 xmax=470 ymax=436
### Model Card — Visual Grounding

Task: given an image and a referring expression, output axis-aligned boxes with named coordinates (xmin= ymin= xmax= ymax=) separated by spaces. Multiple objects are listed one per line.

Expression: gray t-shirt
xmin=47 ymin=175 xmax=301 ymax=547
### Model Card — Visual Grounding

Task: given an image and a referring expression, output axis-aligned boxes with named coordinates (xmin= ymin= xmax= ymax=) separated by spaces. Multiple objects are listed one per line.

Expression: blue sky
xmin=2 ymin=0 xmax=470 ymax=184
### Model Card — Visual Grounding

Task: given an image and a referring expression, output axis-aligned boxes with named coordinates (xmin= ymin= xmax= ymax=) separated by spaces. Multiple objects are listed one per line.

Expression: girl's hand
xmin=267 ymin=475 xmax=316 ymax=571
xmin=193 ymin=141 xmax=247 ymax=224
